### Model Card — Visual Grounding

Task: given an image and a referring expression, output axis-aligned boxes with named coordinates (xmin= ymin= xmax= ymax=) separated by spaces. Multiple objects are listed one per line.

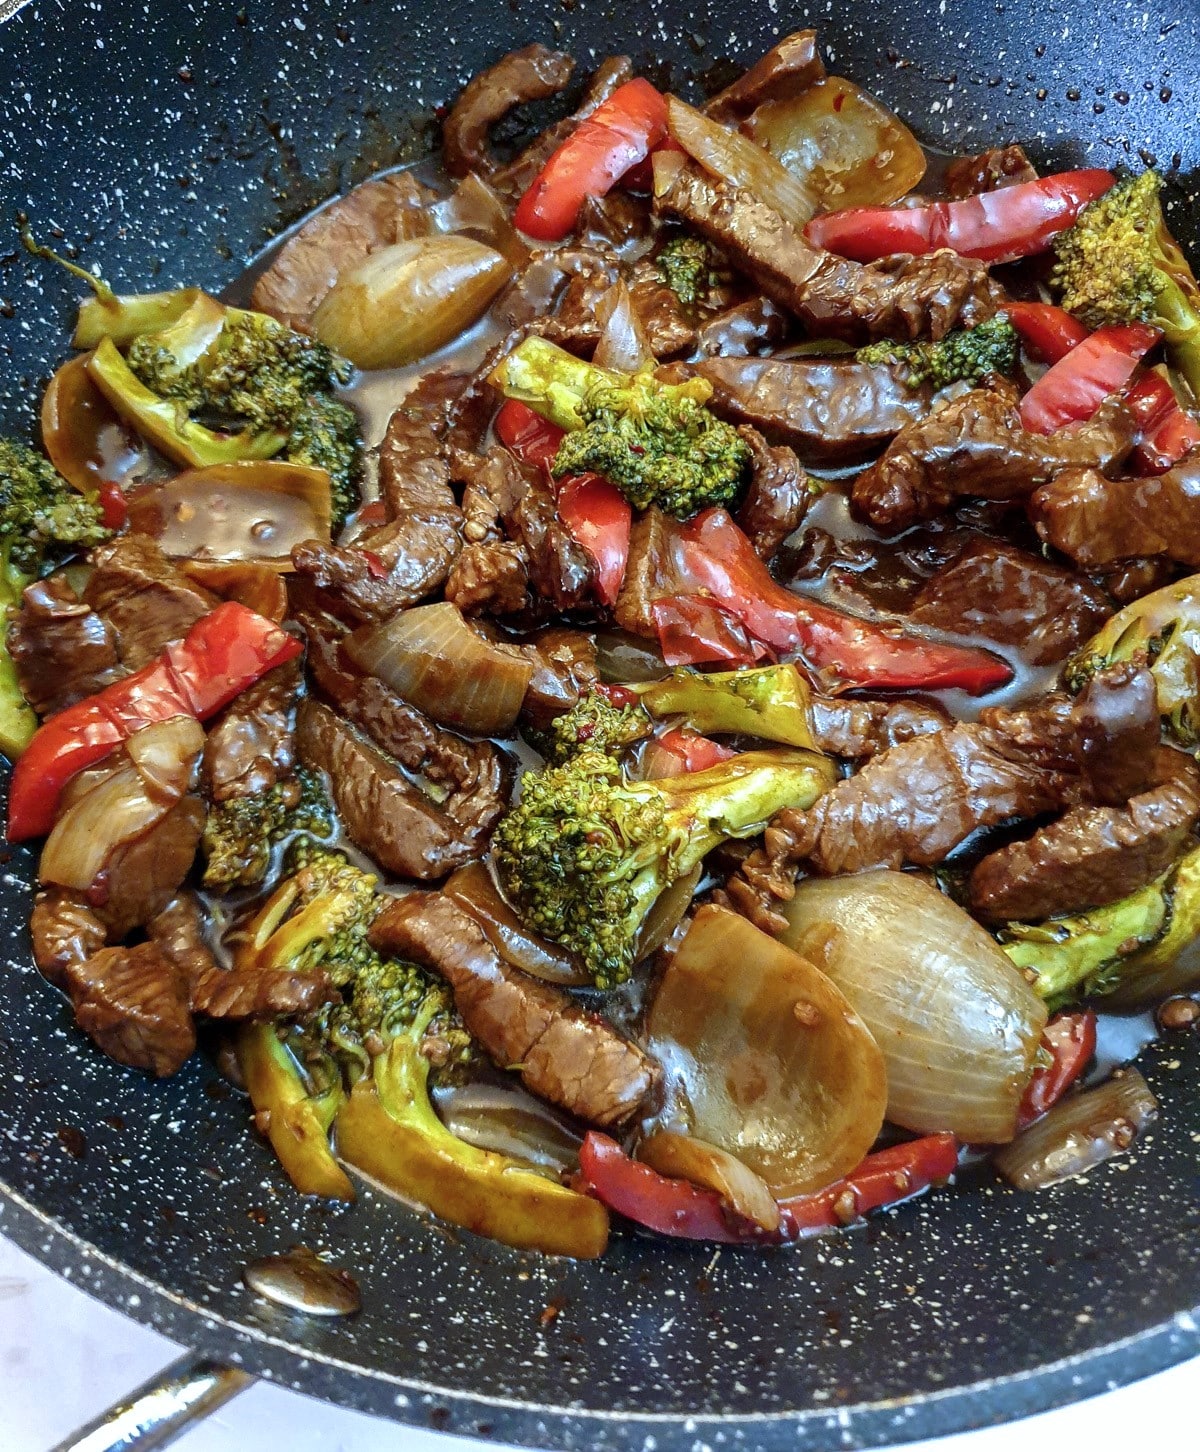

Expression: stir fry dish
xmin=9 ymin=30 xmax=1200 ymax=1260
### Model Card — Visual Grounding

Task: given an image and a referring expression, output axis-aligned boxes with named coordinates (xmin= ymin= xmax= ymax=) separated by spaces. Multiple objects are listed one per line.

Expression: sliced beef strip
xmin=733 ymin=425 xmax=810 ymax=560
xmin=442 ymin=44 xmax=575 ymax=180
xmin=147 ymin=892 xmax=334 ymax=1020
xmin=8 ymin=574 xmax=124 ymax=719
xmin=969 ymin=770 xmax=1200 ymax=924
xmin=943 ymin=145 xmax=1038 ymax=200
xmin=296 ymin=699 xmax=502 ymax=881
xmin=1031 ymin=451 xmax=1200 ymax=568
xmin=704 ymin=29 xmax=825 ymax=121
xmin=492 ymin=56 xmax=633 ymax=198
xmin=518 ymin=627 xmax=600 ymax=728
xmin=494 ymin=247 xmax=619 ymax=336
xmin=92 ymin=796 xmax=207 ymax=941
xmin=723 ymin=665 xmax=1159 ymax=931
xmin=807 ymin=695 xmax=950 ymax=760
xmin=250 ymin=171 xmax=435 ymax=333
xmin=613 ymin=507 xmax=691 ymax=638
xmin=1069 ymin=658 xmax=1161 ymax=806
xmin=291 ymin=408 xmax=463 ymax=621
xmin=696 ymin=296 xmax=790 ymax=358
xmin=445 ymin=541 xmax=531 ymax=615
xmin=679 ymin=355 xmax=932 ymax=464
xmin=1095 ymin=556 xmax=1180 ymax=606
xmin=65 ymin=943 xmax=196 ymax=1078
xmin=908 ymin=539 xmax=1112 ymax=666
xmin=655 ymin=164 xmax=999 ymax=342
xmin=83 ymin=535 xmax=218 ymax=670
xmin=202 ymin=659 xmax=300 ymax=802
xmin=369 ymin=892 xmax=660 ymax=1129
xmin=574 ymin=191 xmax=654 ymax=250
xmin=852 ymin=388 xmax=1136 ymax=534
xmin=30 ymin=887 xmax=108 ymax=988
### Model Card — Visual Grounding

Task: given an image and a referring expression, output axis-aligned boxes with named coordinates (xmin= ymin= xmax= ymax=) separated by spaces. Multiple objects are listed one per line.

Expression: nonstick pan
xmin=2 ymin=2 xmax=1200 ymax=1448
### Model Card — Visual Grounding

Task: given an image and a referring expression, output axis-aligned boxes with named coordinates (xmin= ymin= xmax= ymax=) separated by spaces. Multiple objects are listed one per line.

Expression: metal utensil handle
xmin=49 ymin=1353 xmax=252 ymax=1452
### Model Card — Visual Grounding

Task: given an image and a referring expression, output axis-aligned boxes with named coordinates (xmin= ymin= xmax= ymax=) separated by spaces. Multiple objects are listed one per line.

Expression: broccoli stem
xmin=74 ymin=287 xmax=210 ymax=351
xmin=0 ymin=562 xmax=36 ymax=759
xmin=636 ymin=665 xmax=817 ymax=749
xmin=490 ymin=335 xmax=611 ymax=431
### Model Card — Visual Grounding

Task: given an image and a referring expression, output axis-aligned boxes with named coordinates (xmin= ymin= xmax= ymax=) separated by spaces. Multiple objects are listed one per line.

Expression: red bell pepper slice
xmin=776 ymin=1134 xmax=960 ymax=1235
xmin=579 ymin=1131 xmax=959 ymax=1244
xmin=655 ymin=727 xmax=737 ymax=773
xmin=805 ymin=169 xmax=1114 ymax=264
xmin=651 ymin=593 xmax=769 ymax=667
xmin=95 ymin=479 xmax=128 ymax=531
xmin=578 ymin=1132 xmax=753 ymax=1242
xmin=514 ymin=79 xmax=668 ymax=241
xmin=495 ymin=400 xmax=631 ymax=606
xmin=1004 ymin=301 xmax=1090 ymax=365
xmin=674 ymin=510 xmax=1012 ymax=693
xmin=7 ymin=602 xmax=301 ymax=841
xmin=1018 ymin=323 xmax=1160 ymax=435
xmin=1125 ymin=370 xmax=1200 ymax=474
xmin=1017 ymin=1010 xmax=1097 ymax=1129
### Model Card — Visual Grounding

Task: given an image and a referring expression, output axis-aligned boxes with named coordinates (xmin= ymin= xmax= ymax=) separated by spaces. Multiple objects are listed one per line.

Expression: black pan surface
xmin=1 ymin=2 xmax=1199 ymax=1446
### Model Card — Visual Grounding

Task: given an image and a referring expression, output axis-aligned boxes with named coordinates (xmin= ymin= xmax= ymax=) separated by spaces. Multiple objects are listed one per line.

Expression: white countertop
xmin=2 ymin=1233 xmax=1195 ymax=1452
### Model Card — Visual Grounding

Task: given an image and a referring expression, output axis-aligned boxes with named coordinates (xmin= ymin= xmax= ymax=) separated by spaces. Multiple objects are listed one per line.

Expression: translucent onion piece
xmin=594 ymin=629 xmax=669 ymax=685
xmin=311 ymin=236 xmax=513 ymax=370
xmin=40 ymin=763 xmax=170 ymax=891
xmin=127 ymin=461 xmax=332 ymax=568
xmin=666 ymin=95 xmax=819 ymax=227
xmin=745 ymin=76 xmax=927 ymax=212
xmin=345 ymin=601 xmax=534 ymax=736
xmin=782 ymin=871 xmax=1048 ymax=1144
xmin=592 ymin=282 xmax=654 ymax=374
xmin=444 ymin=862 xmax=591 ymax=986
xmin=436 ymin=1079 xmax=582 ymax=1173
xmin=639 ymin=1130 xmax=781 ymax=1232
xmin=124 ymin=716 xmax=204 ymax=801
xmin=40 ymin=353 xmax=156 ymax=496
xmin=635 ymin=864 xmax=702 ymax=956
xmin=180 ymin=560 xmax=289 ymax=621
xmin=993 ymin=1069 xmax=1157 ymax=1190
xmin=647 ymin=905 xmax=887 ymax=1196
xmin=431 ymin=173 xmax=531 ymax=270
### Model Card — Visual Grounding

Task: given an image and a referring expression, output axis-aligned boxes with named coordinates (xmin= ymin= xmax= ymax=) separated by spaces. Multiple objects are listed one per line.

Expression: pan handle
xmin=48 ymin=1353 xmax=252 ymax=1452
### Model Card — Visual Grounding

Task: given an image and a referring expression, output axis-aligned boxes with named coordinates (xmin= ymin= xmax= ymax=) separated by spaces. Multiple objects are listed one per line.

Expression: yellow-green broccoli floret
xmin=202 ymin=768 xmax=336 ymax=889
xmin=492 ymin=336 xmax=751 ymax=519
xmin=1051 ymin=169 xmax=1200 ymax=398
xmin=530 ymin=688 xmax=650 ymax=765
xmin=655 ymin=235 xmax=721 ymax=307
xmin=492 ymin=745 xmax=834 ymax=987
xmin=857 ymin=316 xmax=1019 ymax=390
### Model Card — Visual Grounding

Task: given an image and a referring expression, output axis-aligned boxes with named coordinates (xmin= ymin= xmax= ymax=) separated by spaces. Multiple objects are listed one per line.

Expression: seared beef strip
xmin=807 ymin=695 xmax=950 ymax=760
xmin=202 ymin=660 xmax=300 ymax=802
xmin=677 ymin=355 xmax=932 ymax=464
xmin=1069 ymin=659 xmax=1162 ymax=806
xmin=292 ymin=408 xmax=463 ymax=620
xmin=495 ymin=248 xmax=618 ymax=336
xmin=442 ymin=44 xmax=575 ymax=179
xmin=704 ymin=29 xmax=825 ymax=121
xmin=1095 ymin=556 xmax=1180 ymax=606
xmin=969 ymin=769 xmax=1200 ymax=924
xmin=369 ymin=892 xmax=660 ymax=1129
xmin=909 ymin=539 xmax=1112 ymax=666
xmin=445 ymin=541 xmax=531 ymax=615
xmin=1031 ymin=452 xmax=1200 ymax=568
xmin=943 ymin=145 xmax=1038 ymax=199
xmin=613 ymin=507 xmax=690 ymax=638
xmin=723 ymin=665 xmax=1160 ymax=931
xmin=8 ymin=575 xmax=124 ymax=718
xmin=65 ymin=943 xmax=195 ymax=1078
xmin=655 ymin=164 xmax=999 ymax=341
xmin=83 ymin=536 xmax=218 ymax=669
xmin=148 ymin=893 xmax=334 ymax=1020
xmin=492 ymin=56 xmax=633 ymax=198
xmin=518 ymin=627 xmax=600 ymax=727
xmin=30 ymin=888 xmax=107 ymax=988
xmin=696 ymin=296 xmax=790 ymax=358
xmin=296 ymin=699 xmax=502 ymax=880
xmin=250 ymin=171 xmax=435 ymax=333
xmin=733 ymin=425 xmax=811 ymax=559
xmin=852 ymin=388 xmax=1136 ymax=534
xmin=92 ymin=797 xmax=207 ymax=940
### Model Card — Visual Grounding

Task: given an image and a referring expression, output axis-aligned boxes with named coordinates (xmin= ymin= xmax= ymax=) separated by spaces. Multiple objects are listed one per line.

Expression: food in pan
xmin=6 ymin=30 xmax=1200 ymax=1258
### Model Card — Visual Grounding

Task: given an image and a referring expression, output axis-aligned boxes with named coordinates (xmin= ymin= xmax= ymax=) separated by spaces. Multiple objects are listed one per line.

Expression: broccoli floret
xmin=491 ymin=336 xmax=750 ymax=519
xmin=530 ymin=688 xmax=650 ymax=765
xmin=0 ymin=438 xmax=111 ymax=756
xmin=1051 ymin=170 xmax=1200 ymax=399
xmin=655 ymin=235 xmax=720 ymax=307
xmin=857 ymin=317 xmax=1019 ymax=390
xmin=285 ymin=392 xmax=364 ymax=530
xmin=999 ymin=844 xmax=1200 ymax=1010
xmin=202 ymin=768 xmax=335 ymax=889
xmin=492 ymin=745 xmax=834 ymax=987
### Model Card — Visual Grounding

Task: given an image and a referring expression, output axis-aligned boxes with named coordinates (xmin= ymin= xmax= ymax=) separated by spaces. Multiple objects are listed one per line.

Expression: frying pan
xmin=2 ymin=1 xmax=1200 ymax=1448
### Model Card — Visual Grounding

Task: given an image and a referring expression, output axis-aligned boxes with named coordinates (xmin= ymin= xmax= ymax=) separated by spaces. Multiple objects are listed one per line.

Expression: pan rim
xmin=3 ymin=1174 xmax=1198 ymax=1449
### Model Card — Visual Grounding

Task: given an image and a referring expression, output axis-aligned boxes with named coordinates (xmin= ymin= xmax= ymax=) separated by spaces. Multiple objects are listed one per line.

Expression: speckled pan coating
xmin=1 ymin=2 xmax=1199 ymax=1447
